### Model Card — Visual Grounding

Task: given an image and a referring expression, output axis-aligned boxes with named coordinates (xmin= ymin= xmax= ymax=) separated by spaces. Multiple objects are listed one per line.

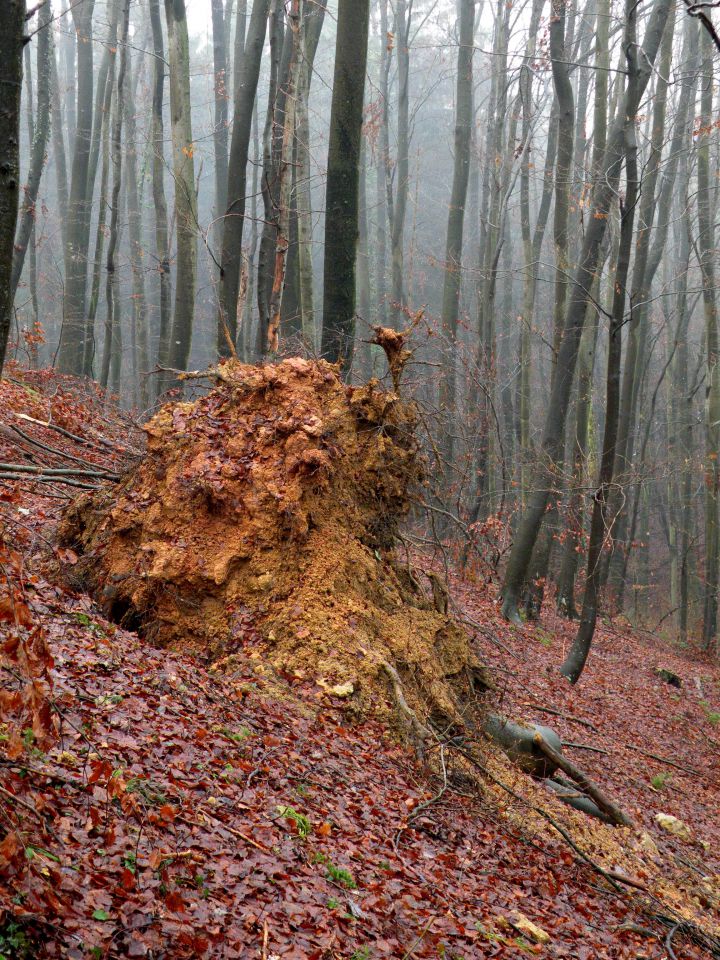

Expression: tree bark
xmin=164 ymin=0 xmax=198 ymax=374
xmin=500 ymin=0 xmax=673 ymax=624
xmin=389 ymin=0 xmax=410 ymax=327
xmin=266 ymin=0 xmax=302 ymax=354
xmin=100 ymin=0 xmax=130 ymax=392
xmin=11 ymin=1 xmax=51 ymax=304
xmin=560 ymin=0 xmax=642 ymax=683
xmin=295 ymin=0 xmax=326 ymax=350
xmin=320 ymin=0 xmax=371 ymax=368
xmin=217 ymin=0 xmax=271 ymax=355
xmin=697 ymin=25 xmax=720 ymax=649
xmin=437 ymin=0 xmax=475 ymax=449
xmin=57 ymin=0 xmax=96 ymax=375
xmin=149 ymin=0 xmax=172 ymax=390
xmin=0 ymin=0 xmax=25 ymax=377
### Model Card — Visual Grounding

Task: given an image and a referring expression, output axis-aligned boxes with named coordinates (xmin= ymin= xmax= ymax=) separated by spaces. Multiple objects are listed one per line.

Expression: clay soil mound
xmin=59 ymin=357 xmax=488 ymax=728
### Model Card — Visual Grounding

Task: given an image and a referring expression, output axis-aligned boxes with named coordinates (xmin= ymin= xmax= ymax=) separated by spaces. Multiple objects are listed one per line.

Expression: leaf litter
xmin=0 ymin=361 xmax=718 ymax=958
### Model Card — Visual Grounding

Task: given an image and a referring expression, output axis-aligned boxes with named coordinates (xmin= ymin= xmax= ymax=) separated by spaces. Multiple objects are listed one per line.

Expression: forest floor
xmin=0 ymin=365 xmax=719 ymax=960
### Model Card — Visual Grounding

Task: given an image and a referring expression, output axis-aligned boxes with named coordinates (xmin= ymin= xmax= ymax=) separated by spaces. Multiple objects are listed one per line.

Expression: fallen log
xmin=534 ymin=732 xmax=634 ymax=827
xmin=484 ymin=714 xmax=563 ymax=778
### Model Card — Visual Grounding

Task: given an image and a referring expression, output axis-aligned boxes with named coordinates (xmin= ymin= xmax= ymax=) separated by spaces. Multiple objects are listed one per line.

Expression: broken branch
xmin=533 ymin=733 xmax=633 ymax=827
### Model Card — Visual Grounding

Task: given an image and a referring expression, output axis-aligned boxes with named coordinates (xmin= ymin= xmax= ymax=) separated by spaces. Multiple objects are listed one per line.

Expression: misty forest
xmin=1 ymin=0 xmax=720 ymax=957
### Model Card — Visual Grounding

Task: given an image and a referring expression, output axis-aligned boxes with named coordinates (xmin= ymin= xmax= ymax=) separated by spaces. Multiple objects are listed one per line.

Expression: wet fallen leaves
xmin=0 ymin=367 xmax=718 ymax=958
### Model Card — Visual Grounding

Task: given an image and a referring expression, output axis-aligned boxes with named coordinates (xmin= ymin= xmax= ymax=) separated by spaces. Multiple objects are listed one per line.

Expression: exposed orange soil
xmin=0 ymin=364 xmax=718 ymax=958
xmin=58 ymin=358 xmax=488 ymax=729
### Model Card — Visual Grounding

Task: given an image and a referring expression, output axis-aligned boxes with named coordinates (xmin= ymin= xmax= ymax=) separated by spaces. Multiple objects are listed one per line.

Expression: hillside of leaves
xmin=0 ymin=365 xmax=719 ymax=960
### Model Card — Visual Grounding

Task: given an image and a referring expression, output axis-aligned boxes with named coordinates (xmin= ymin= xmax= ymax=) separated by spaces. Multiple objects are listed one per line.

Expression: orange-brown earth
xmin=58 ymin=358 xmax=488 ymax=731
xmin=0 ymin=364 xmax=719 ymax=959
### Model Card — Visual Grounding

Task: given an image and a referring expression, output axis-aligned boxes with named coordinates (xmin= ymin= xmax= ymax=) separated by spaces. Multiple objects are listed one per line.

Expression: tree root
xmin=380 ymin=659 xmax=431 ymax=756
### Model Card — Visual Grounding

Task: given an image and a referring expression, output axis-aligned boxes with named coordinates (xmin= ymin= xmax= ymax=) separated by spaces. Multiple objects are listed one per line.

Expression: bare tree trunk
xmin=517 ymin=0 xmax=547 ymax=504
xmin=697 ymin=25 xmax=720 ymax=649
xmin=374 ymin=0 xmax=389 ymax=332
xmin=125 ymin=51 xmax=149 ymax=410
xmin=0 ymin=0 xmax=25 ymax=376
xmin=389 ymin=0 xmax=410 ymax=326
xmin=560 ymin=0 xmax=643 ymax=683
xmin=100 ymin=0 xmax=129 ymax=392
xmin=437 ymin=0 xmax=475 ymax=453
xmin=295 ymin=0 xmax=326 ymax=350
xmin=255 ymin=2 xmax=285 ymax=357
xmin=611 ymin=19 xmax=698 ymax=598
xmin=164 ymin=0 xmax=198 ymax=373
xmin=11 ymin=1 xmax=51 ymax=304
xmin=320 ymin=0 xmax=371 ymax=368
xmin=211 ymin=0 xmax=230 ymax=251
xmin=501 ymin=0 xmax=673 ymax=624
xmin=240 ymin=102 xmax=260 ymax=360
xmin=86 ymin=10 xmax=119 ymax=377
xmin=520 ymin=0 xmax=576 ymax=618
xmin=266 ymin=0 xmax=301 ymax=353
xmin=218 ymin=0 xmax=271 ymax=355
xmin=604 ymin=14 xmax=674 ymax=605
xmin=149 ymin=0 xmax=172 ymax=389
xmin=57 ymin=0 xmax=97 ymax=374
xmin=356 ymin=133 xmax=374 ymax=379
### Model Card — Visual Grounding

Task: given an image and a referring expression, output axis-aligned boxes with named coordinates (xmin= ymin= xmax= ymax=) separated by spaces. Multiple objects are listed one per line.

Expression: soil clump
xmin=59 ymin=356 xmax=489 ymax=729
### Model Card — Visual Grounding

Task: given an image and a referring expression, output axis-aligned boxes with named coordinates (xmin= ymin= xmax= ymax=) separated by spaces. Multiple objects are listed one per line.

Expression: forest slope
xmin=0 ymin=366 xmax=718 ymax=960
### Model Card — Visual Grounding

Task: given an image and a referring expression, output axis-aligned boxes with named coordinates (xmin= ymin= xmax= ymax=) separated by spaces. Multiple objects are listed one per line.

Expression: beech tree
xmin=6 ymin=0 xmax=720 ymax=662
xmin=320 ymin=0 xmax=371 ymax=368
xmin=438 ymin=0 xmax=475 ymax=455
xmin=0 ymin=0 xmax=25 ymax=377
xmin=500 ymin=0 xmax=673 ymax=626
xmin=164 ymin=0 xmax=197 ymax=375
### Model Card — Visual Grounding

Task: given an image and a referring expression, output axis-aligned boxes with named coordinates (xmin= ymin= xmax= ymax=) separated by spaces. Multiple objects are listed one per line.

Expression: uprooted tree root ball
xmin=58 ymin=357 xmax=491 ymax=732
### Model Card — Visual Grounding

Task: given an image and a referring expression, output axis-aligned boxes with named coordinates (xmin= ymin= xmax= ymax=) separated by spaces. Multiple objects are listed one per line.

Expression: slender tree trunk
xmin=11 ymin=1 xmax=51 ymax=304
xmin=698 ymin=25 xmax=720 ymax=649
xmin=604 ymin=14 xmax=675 ymax=605
xmin=50 ymin=53 xmax=69 ymax=241
xmin=517 ymin=0 xmax=546 ymax=503
xmin=100 ymin=0 xmax=130 ymax=391
xmin=211 ymin=0 xmax=230 ymax=252
xmin=550 ymin=0 xmax=574 ymax=363
xmin=437 ymin=0 xmax=475 ymax=450
xmin=57 ymin=0 xmax=96 ymax=374
xmin=218 ymin=0 xmax=271 ymax=355
xmin=125 ymin=51 xmax=149 ymax=410
xmin=520 ymin=0 xmax=576 ymax=618
xmin=501 ymin=0 xmax=673 ymax=624
xmin=149 ymin=0 xmax=172 ymax=389
xmin=555 ymin=0 xmax=610 ymax=616
xmin=0 ymin=0 xmax=25 ymax=376
xmin=556 ymin=295 xmax=601 ymax=617
xmin=164 ymin=0 xmax=198 ymax=373
xmin=295 ymin=0 xmax=326 ymax=349
xmin=86 ymin=10 xmax=119 ymax=377
xmin=240 ymin=101 xmax=260 ymax=359
xmin=374 ymin=0 xmax=389 ymax=333
xmin=611 ymin=20 xmax=698 ymax=599
xmin=356 ymin=133 xmax=374 ymax=379
xmin=390 ymin=0 xmax=410 ymax=326
xmin=320 ymin=0 xmax=371 ymax=368
xmin=266 ymin=0 xmax=302 ymax=353
xmin=560 ymin=0 xmax=642 ymax=682
xmin=256 ymin=2 xmax=285 ymax=357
